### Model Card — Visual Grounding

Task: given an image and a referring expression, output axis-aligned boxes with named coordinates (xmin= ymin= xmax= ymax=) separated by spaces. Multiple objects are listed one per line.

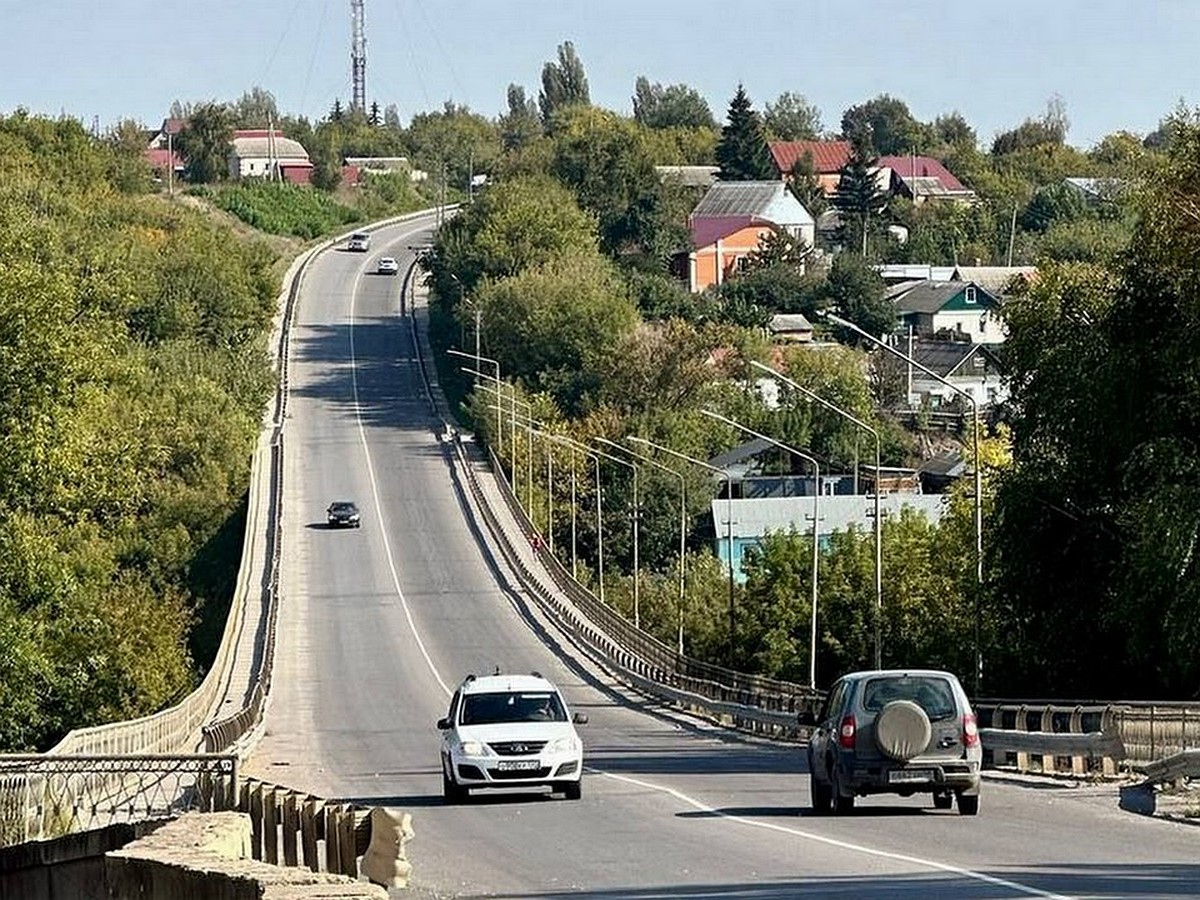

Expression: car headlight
xmin=547 ymin=736 xmax=579 ymax=754
xmin=459 ymin=740 xmax=487 ymax=756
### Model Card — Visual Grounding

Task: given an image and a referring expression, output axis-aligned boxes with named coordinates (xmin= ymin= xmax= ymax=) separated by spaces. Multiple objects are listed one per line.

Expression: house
xmin=890 ymin=280 xmax=1006 ymax=344
xmin=687 ymin=181 xmax=815 ymax=292
xmin=144 ymin=118 xmax=184 ymax=181
xmin=767 ymin=313 xmax=814 ymax=343
xmin=228 ymin=129 xmax=313 ymax=184
xmin=877 ymin=155 xmax=975 ymax=203
xmin=950 ymin=265 xmax=1036 ymax=296
xmin=903 ymin=338 xmax=1007 ymax=408
xmin=768 ymin=140 xmax=851 ymax=195
xmin=341 ymin=156 xmax=428 ymax=187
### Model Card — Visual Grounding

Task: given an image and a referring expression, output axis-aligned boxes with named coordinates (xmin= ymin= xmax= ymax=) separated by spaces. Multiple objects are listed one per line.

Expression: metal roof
xmin=768 ymin=313 xmax=813 ymax=333
xmin=690 ymin=180 xmax=814 ymax=225
xmin=892 ymin=280 xmax=1000 ymax=314
xmin=230 ymin=135 xmax=311 ymax=162
xmin=708 ymin=437 xmax=776 ymax=470
xmin=656 ymin=165 xmax=720 ymax=187
xmin=768 ymin=140 xmax=852 ymax=175
xmin=910 ymin=339 xmax=1003 ymax=377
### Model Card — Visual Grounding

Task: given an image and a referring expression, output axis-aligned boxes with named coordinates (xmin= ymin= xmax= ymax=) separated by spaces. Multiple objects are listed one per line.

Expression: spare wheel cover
xmin=875 ymin=699 xmax=932 ymax=761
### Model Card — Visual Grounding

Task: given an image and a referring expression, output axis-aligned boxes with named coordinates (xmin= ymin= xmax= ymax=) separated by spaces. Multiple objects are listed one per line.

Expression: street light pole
xmin=628 ymin=437 xmax=737 ymax=667
xmin=700 ymin=409 xmax=823 ymax=690
xmin=586 ymin=444 xmax=639 ymax=627
xmin=598 ymin=437 xmax=687 ymax=650
xmin=449 ymin=350 xmax=503 ymax=460
xmin=750 ymin=360 xmax=884 ymax=670
xmin=825 ymin=311 xmax=984 ymax=693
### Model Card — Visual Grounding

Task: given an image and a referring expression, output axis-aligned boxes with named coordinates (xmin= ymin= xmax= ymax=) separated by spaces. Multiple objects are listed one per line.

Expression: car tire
xmin=933 ymin=790 xmax=953 ymax=810
xmin=562 ymin=780 xmax=582 ymax=801
xmin=956 ymin=792 xmax=980 ymax=816
xmin=810 ymin=774 xmax=832 ymax=815
xmin=875 ymin=700 xmax=933 ymax=761
xmin=442 ymin=771 xmax=468 ymax=805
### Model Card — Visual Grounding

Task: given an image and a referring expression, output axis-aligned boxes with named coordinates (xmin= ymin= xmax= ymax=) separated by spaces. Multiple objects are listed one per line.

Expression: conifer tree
xmin=716 ymin=84 xmax=775 ymax=181
xmin=833 ymin=127 xmax=889 ymax=255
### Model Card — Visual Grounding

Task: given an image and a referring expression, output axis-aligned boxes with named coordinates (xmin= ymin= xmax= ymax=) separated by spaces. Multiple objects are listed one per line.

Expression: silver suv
xmin=802 ymin=669 xmax=981 ymax=815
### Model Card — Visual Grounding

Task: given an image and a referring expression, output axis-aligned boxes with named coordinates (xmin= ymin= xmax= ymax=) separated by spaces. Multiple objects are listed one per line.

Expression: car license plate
xmin=496 ymin=760 xmax=540 ymax=771
xmin=889 ymin=769 xmax=935 ymax=783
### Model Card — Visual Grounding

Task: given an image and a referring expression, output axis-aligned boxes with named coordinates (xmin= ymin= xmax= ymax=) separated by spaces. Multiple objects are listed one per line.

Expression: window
xmin=965 ymin=286 xmax=977 ymax=304
xmin=973 ymin=355 xmax=985 ymax=368
xmin=461 ymin=691 xmax=567 ymax=725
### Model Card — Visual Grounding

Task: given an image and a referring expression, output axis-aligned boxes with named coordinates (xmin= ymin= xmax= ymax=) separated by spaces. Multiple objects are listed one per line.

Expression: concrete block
xmin=1118 ymin=783 xmax=1157 ymax=815
xmin=360 ymin=807 xmax=413 ymax=888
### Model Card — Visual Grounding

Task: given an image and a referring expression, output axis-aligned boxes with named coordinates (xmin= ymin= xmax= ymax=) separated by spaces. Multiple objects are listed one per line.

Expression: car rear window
xmin=461 ymin=691 xmax=567 ymax=725
xmin=862 ymin=676 xmax=957 ymax=720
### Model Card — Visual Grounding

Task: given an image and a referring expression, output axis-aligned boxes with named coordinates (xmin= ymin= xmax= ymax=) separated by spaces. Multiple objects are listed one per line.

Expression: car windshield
xmin=330 ymin=503 xmax=357 ymax=513
xmin=460 ymin=691 xmax=567 ymax=725
xmin=862 ymin=676 xmax=957 ymax=720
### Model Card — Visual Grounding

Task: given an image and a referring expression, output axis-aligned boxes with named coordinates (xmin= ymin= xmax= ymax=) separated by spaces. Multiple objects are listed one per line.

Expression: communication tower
xmin=351 ymin=0 xmax=367 ymax=113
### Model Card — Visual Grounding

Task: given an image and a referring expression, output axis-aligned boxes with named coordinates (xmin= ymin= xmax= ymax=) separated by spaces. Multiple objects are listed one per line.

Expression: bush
xmin=211 ymin=181 xmax=360 ymax=238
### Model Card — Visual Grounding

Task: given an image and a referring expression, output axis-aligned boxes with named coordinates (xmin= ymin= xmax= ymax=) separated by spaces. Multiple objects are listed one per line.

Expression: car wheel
xmin=810 ymin=773 xmax=832 ymax=815
xmin=956 ymin=792 xmax=980 ymax=816
xmin=832 ymin=769 xmax=855 ymax=815
xmin=562 ymin=780 xmax=582 ymax=801
xmin=933 ymin=790 xmax=953 ymax=810
xmin=442 ymin=770 xmax=468 ymax=805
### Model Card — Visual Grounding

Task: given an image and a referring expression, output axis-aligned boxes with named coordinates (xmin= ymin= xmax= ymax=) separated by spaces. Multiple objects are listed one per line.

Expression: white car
xmin=376 ymin=257 xmax=399 ymax=275
xmin=347 ymin=232 xmax=370 ymax=252
xmin=438 ymin=672 xmax=587 ymax=803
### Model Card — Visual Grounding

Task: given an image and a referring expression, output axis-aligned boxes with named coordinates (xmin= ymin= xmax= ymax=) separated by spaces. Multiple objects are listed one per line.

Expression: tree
xmin=231 ymin=86 xmax=279 ymax=127
xmin=475 ymin=251 xmax=639 ymax=413
xmin=832 ymin=128 xmax=890 ymax=255
xmin=539 ymin=41 xmax=590 ymax=125
xmin=787 ymin=154 xmax=827 ymax=217
xmin=632 ymin=77 xmax=715 ymax=129
xmin=404 ymin=101 xmax=501 ymax=197
xmin=715 ymin=84 xmax=774 ymax=181
xmin=822 ymin=253 xmax=893 ymax=338
xmin=106 ymin=119 xmax=154 ymax=193
xmin=383 ymin=104 xmax=402 ymax=129
xmin=840 ymin=94 xmax=928 ymax=156
xmin=549 ymin=106 xmax=688 ymax=260
xmin=992 ymin=96 xmax=1069 ymax=155
xmin=368 ymin=101 xmax=381 ymax=127
xmin=500 ymin=84 xmax=541 ymax=150
xmin=175 ymin=102 xmax=234 ymax=183
xmin=932 ymin=111 xmax=977 ymax=150
xmin=763 ymin=91 xmax=823 ymax=141
xmin=329 ymin=99 xmax=344 ymax=122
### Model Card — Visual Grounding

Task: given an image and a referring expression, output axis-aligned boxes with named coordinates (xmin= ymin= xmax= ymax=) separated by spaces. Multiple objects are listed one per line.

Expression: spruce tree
xmin=833 ymin=127 xmax=889 ymax=255
xmin=716 ymin=84 xmax=775 ymax=181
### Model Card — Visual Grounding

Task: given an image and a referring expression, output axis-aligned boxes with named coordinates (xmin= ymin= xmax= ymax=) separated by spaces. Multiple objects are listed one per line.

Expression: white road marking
xmin=342 ymin=223 xmax=1074 ymax=900
xmin=347 ymin=222 xmax=451 ymax=697
xmin=598 ymin=769 xmax=1075 ymax=899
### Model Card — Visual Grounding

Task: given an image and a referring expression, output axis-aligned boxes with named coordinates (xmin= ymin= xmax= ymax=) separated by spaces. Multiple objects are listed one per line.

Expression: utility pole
xmin=350 ymin=0 xmax=367 ymax=114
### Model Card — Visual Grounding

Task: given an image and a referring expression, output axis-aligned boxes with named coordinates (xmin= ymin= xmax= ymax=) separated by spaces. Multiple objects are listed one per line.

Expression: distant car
xmin=326 ymin=501 xmax=361 ymax=528
xmin=802 ymin=668 xmax=981 ymax=816
xmin=347 ymin=233 xmax=370 ymax=252
xmin=377 ymin=257 xmax=399 ymax=275
xmin=438 ymin=672 xmax=587 ymax=803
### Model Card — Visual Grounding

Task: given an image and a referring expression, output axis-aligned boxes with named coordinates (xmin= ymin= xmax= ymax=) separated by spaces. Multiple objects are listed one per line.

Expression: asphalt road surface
xmin=246 ymin=216 xmax=1200 ymax=899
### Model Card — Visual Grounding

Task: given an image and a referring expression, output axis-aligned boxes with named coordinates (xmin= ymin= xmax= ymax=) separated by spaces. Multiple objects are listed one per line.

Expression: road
xmin=246 ymin=215 xmax=1200 ymax=899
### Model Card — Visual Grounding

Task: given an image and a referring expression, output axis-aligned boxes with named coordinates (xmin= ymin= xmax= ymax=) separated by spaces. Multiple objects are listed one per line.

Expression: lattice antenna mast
xmin=350 ymin=0 xmax=367 ymax=113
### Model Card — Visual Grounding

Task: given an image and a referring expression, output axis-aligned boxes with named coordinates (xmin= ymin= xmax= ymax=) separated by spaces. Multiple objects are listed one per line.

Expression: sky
xmin=2 ymin=0 xmax=1197 ymax=149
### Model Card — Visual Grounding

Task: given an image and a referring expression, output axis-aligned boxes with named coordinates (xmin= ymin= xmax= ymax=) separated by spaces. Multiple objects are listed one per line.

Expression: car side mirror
xmin=797 ymin=710 xmax=817 ymax=727
xmin=572 ymin=712 xmax=589 ymax=725
xmin=436 ymin=717 xmax=450 ymax=730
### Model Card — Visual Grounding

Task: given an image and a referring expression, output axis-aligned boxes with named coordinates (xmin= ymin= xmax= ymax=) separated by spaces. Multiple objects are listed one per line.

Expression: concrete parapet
xmin=105 ymin=812 xmax=386 ymax=900
xmin=360 ymin=807 xmax=413 ymax=888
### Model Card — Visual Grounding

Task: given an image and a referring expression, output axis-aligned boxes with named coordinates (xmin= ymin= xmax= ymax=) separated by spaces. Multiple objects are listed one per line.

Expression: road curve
xmin=246 ymin=216 xmax=1200 ymax=899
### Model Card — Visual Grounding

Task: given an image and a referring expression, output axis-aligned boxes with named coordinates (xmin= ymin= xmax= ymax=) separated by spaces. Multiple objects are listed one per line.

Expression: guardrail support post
xmin=283 ymin=791 xmax=300 ymax=866
xmin=264 ymin=784 xmax=279 ymax=864
xmin=248 ymin=781 xmax=263 ymax=861
xmin=1070 ymin=707 xmax=1086 ymax=775
xmin=1041 ymin=707 xmax=1057 ymax=775
xmin=1015 ymin=706 xmax=1030 ymax=773
xmin=302 ymin=798 xmax=321 ymax=871
xmin=325 ymin=804 xmax=341 ymax=873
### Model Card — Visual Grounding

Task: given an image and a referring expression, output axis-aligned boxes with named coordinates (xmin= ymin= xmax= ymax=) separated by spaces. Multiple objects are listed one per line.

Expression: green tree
xmin=715 ymin=84 xmax=774 ymax=181
xmin=992 ymin=95 xmax=1070 ymax=155
xmin=106 ymin=119 xmax=154 ymax=193
xmin=840 ymin=94 xmax=929 ymax=156
xmin=176 ymin=102 xmax=234 ymax=183
xmin=738 ymin=529 xmax=816 ymax=679
xmin=231 ymin=86 xmax=279 ymax=127
xmin=763 ymin=91 xmax=823 ymax=140
xmin=404 ymin=101 xmax=501 ymax=196
xmin=539 ymin=41 xmax=591 ymax=125
xmin=476 ymin=251 xmax=639 ymax=413
xmin=833 ymin=129 xmax=890 ymax=255
xmin=823 ymin=253 xmax=893 ymax=338
xmin=632 ymin=77 xmax=716 ymax=129
xmin=786 ymin=154 xmax=828 ymax=217
xmin=500 ymin=84 xmax=542 ymax=150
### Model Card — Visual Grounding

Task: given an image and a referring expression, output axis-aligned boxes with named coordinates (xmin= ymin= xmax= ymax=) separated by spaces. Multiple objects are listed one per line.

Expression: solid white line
xmin=347 ymin=222 xmax=1072 ymax=898
xmin=347 ymin=219 xmax=452 ymax=698
xmin=596 ymin=770 xmax=1075 ymax=899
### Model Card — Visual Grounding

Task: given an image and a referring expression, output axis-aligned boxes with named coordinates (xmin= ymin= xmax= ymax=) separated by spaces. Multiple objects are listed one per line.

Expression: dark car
xmin=326 ymin=501 xmax=361 ymax=528
xmin=802 ymin=668 xmax=981 ymax=815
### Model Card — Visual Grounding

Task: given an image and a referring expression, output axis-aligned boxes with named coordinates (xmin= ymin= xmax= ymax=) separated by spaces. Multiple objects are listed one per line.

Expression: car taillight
xmin=962 ymin=712 xmax=979 ymax=748
xmin=838 ymin=714 xmax=857 ymax=749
